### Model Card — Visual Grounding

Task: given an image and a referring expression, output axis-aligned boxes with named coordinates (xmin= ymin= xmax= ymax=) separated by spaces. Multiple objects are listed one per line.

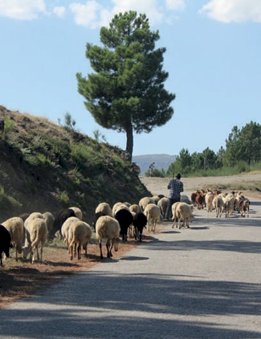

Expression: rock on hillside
xmin=0 ymin=105 xmax=150 ymax=223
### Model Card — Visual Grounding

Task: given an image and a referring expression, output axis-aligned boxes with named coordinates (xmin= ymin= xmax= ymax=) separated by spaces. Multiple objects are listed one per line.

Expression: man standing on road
xmin=164 ymin=173 xmax=184 ymax=221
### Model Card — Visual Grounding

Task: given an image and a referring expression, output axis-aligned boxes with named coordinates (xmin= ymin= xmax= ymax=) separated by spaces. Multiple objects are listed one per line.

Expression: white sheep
xmin=23 ymin=217 xmax=48 ymax=263
xmin=95 ymin=202 xmax=112 ymax=217
xmin=144 ymin=203 xmax=161 ymax=233
xmin=212 ymin=194 xmax=224 ymax=218
xmin=95 ymin=215 xmax=120 ymax=259
xmin=172 ymin=202 xmax=193 ymax=229
xmin=42 ymin=211 xmax=55 ymax=236
xmin=24 ymin=211 xmax=54 ymax=238
xmin=24 ymin=212 xmax=44 ymax=229
xmin=112 ymin=202 xmax=129 ymax=216
xmin=129 ymin=204 xmax=141 ymax=214
xmin=2 ymin=217 xmax=24 ymax=261
xmin=223 ymin=192 xmax=235 ymax=218
xmin=61 ymin=216 xmax=80 ymax=249
xmin=157 ymin=197 xmax=168 ymax=219
xmin=67 ymin=220 xmax=92 ymax=260
xmin=139 ymin=197 xmax=153 ymax=212
xmin=69 ymin=206 xmax=83 ymax=220
xmin=205 ymin=191 xmax=215 ymax=212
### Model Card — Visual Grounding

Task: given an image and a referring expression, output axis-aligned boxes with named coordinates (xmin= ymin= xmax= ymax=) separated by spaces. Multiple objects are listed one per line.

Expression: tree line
xmin=146 ymin=121 xmax=261 ymax=177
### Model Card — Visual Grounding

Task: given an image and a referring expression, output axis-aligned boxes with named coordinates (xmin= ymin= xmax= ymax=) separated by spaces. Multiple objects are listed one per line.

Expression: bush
xmin=145 ymin=168 xmax=165 ymax=177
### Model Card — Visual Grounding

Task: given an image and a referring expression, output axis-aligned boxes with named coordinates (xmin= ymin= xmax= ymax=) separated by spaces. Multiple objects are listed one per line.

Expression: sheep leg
xmin=35 ymin=246 xmax=40 ymax=262
xmin=31 ymin=248 xmax=35 ymax=263
xmin=83 ymin=244 xmax=87 ymax=257
xmin=40 ymin=244 xmax=43 ymax=262
xmin=99 ymin=241 xmax=103 ymax=259
xmin=110 ymin=239 xmax=114 ymax=257
xmin=69 ymin=241 xmax=74 ymax=260
xmin=106 ymin=239 xmax=112 ymax=258
xmin=77 ymin=243 xmax=81 ymax=260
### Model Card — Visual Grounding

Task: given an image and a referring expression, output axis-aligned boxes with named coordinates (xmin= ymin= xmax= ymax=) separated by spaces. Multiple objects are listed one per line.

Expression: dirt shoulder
xmin=1 ymin=172 xmax=260 ymax=309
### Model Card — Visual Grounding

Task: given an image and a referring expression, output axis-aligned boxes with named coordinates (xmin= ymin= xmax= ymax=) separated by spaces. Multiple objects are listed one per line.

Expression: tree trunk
xmin=125 ymin=123 xmax=133 ymax=162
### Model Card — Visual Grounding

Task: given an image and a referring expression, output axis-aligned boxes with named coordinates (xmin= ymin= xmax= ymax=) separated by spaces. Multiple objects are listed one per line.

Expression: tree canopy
xmin=165 ymin=121 xmax=261 ymax=176
xmin=77 ymin=11 xmax=175 ymax=160
xmin=224 ymin=121 xmax=261 ymax=166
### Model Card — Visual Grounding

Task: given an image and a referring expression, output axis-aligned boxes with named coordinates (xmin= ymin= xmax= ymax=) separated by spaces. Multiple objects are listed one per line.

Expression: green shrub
xmin=56 ymin=191 xmax=70 ymax=204
xmin=2 ymin=116 xmax=15 ymax=139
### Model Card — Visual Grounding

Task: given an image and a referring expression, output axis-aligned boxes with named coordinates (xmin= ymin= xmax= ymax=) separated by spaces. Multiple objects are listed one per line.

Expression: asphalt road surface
xmin=0 ymin=200 xmax=261 ymax=339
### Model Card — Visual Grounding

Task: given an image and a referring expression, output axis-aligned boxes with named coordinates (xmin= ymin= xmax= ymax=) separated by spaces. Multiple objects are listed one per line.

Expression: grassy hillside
xmin=0 ymin=106 xmax=150 ymax=223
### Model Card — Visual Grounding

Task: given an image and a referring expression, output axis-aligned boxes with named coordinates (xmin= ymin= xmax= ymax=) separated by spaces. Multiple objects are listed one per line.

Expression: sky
xmin=0 ymin=0 xmax=260 ymax=156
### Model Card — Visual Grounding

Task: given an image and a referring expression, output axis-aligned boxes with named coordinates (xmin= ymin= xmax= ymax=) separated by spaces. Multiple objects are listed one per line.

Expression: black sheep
xmin=115 ymin=209 xmax=133 ymax=242
xmin=133 ymin=212 xmax=147 ymax=242
xmin=50 ymin=208 xmax=76 ymax=239
xmin=0 ymin=225 xmax=13 ymax=266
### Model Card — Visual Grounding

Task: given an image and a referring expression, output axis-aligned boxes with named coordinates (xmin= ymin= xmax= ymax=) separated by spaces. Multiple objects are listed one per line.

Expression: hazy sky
xmin=0 ymin=0 xmax=260 ymax=156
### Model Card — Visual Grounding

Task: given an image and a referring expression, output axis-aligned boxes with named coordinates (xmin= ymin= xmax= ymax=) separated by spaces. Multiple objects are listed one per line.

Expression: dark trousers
xmin=165 ymin=197 xmax=180 ymax=220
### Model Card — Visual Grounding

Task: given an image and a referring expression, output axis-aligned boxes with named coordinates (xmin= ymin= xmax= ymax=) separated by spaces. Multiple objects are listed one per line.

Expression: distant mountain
xmin=133 ymin=154 xmax=176 ymax=175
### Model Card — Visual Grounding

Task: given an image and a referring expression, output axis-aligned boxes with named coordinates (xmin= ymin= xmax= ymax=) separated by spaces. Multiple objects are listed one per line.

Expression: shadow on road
xmin=0 ymin=271 xmax=260 ymax=338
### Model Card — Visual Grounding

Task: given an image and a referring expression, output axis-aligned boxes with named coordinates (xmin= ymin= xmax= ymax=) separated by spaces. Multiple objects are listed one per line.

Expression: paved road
xmin=0 ymin=201 xmax=261 ymax=339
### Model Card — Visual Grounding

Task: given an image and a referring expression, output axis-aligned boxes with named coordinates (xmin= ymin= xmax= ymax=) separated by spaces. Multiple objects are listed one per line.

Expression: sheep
xmin=115 ymin=208 xmax=133 ymax=241
xmin=223 ymin=192 xmax=235 ymax=218
xmin=69 ymin=206 xmax=83 ymax=220
xmin=61 ymin=216 xmax=80 ymax=249
xmin=180 ymin=194 xmax=192 ymax=205
xmin=95 ymin=202 xmax=112 ymax=217
xmin=51 ymin=208 xmax=77 ymax=239
xmin=171 ymin=202 xmax=181 ymax=228
xmin=212 ymin=194 xmax=224 ymax=218
xmin=239 ymin=198 xmax=250 ymax=217
xmin=129 ymin=204 xmax=141 ymax=214
xmin=42 ymin=212 xmax=55 ymax=237
xmin=2 ymin=217 xmax=24 ymax=261
xmin=133 ymin=212 xmax=147 ymax=242
xmin=112 ymin=202 xmax=129 ymax=216
xmin=157 ymin=197 xmax=168 ymax=219
xmin=234 ymin=192 xmax=245 ymax=213
xmin=126 ymin=211 xmax=136 ymax=239
xmin=95 ymin=215 xmax=120 ymax=259
xmin=24 ymin=212 xmax=44 ymax=228
xmin=139 ymin=196 xmax=153 ymax=212
xmin=23 ymin=212 xmax=54 ymax=240
xmin=0 ymin=225 xmax=12 ymax=266
xmin=150 ymin=195 xmax=162 ymax=205
xmin=67 ymin=220 xmax=92 ymax=260
xmin=205 ymin=191 xmax=215 ymax=212
xmin=191 ymin=190 xmax=206 ymax=209
xmin=144 ymin=203 xmax=161 ymax=233
xmin=172 ymin=202 xmax=193 ymax=229
xmin=93 ymin=202 xmax=113 ymax=230
xmin=23 ymin=217 xmax=48 ymax=263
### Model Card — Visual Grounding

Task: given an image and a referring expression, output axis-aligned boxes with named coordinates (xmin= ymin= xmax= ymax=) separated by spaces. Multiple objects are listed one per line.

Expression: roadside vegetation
xmin=145 ymin=121 xmax=261 ymax=178
xmin=0 ymin=106 xmax=149 ymax=222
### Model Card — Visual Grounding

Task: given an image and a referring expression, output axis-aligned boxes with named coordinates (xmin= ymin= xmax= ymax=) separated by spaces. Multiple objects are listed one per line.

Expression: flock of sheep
xmin=0 ymin=189 xmax=251 ymax=266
